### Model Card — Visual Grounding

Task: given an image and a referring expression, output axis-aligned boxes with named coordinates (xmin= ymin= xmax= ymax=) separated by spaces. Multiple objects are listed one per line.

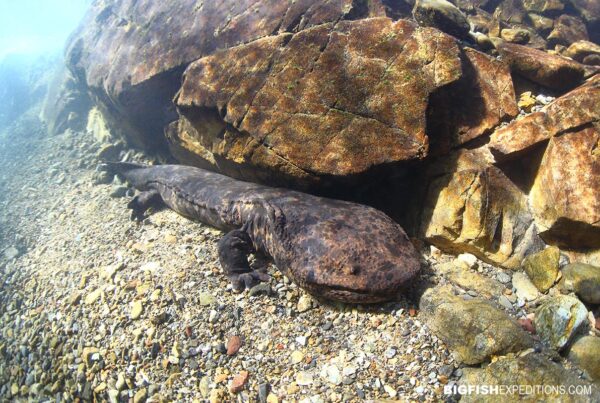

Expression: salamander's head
xmin=286 ymin=200 xmax=421 ymax=303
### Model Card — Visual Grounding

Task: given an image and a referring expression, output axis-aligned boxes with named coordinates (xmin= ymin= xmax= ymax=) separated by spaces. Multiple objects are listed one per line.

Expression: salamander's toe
xmin=228 ymin=271 xmax=270 ymax=292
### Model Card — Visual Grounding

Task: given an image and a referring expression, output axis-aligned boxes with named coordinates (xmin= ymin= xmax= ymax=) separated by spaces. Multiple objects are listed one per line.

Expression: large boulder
xmin=40 ymin=65 xmax=92 ymax=135
xmin=489 ymin=75 xmax=600 ymax=160
xmin=460 ymin=353 xmax=600 ymax=402
xmin=427 ymin=47 xmax=519 ymax=153
xmin=173 ymin=18 xmax=462 ymax=184
xmin=559 ymin=263 xmax=600 ymax=304
xmin=412 ymin=0 xmax=471 ymax=40
xmin=496 ymin=42 xmax=586 ymax=91
xmin=420 ymin=285 xmax=533 ymax=364
xmin=418 ymin=149 xmax=543 ymax=269
xmin=568 ymin=336 xmax=600 ymax=384
xmin=529 ymin=125 xmax=600 ymax=249
xmin=547 ymin=14 xmax=589 ymax=47
xmin=66 ymin=0 xmax=387 ymax=150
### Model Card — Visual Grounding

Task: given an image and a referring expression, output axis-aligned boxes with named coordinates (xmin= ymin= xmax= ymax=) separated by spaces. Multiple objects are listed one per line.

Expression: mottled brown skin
xmin=101 ymin=162 xmax=421 ymax=303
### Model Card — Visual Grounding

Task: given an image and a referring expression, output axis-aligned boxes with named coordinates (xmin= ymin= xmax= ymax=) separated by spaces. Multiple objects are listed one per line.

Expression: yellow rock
xmin=85 ymin=288 xmax=102 ymax=305
xmin=266 ymin=394 xmax=279 ymax=403
xmin=517 ymin=91 xmax=537 ymax=112
xmin=131 ymin=300 xmax=144 ymax=320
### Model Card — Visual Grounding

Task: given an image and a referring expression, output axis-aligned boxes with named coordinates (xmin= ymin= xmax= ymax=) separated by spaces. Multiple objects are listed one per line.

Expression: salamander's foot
xmin=228 ymin=270 xmax=270 ymax=292
xmin=219 ymin=229 xmax=270 ymax=292
xmin=126 ymin=189 xmax=162 ymax=221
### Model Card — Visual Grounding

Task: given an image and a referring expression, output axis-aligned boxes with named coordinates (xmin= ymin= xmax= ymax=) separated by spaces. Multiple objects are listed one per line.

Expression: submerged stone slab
xmin=496 ymin=42 xmax=585 ymax=91
xmin=529 ymin=125 xmax=600 ymax=249
xmin=419 ymin=150 xmax=543 ymax=269
xmin=489 ymin=75 xmax=600 ymax=160
xmin=66 ymin=0 xmax=386 ymax=149
xmin=427 ymin=47 xmax=518 ymax=153
xmin=175 ymin=18 xmax=462 ymax=180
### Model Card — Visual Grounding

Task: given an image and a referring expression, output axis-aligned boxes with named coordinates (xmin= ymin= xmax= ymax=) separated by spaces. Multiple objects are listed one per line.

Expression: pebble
xmin=291 ymin=350 xmax=305 ymax=364
xmin=497 ymin=272 xmax=511 ymax=284
xmin=249 ymin=283 xmax=272 ymax=296
xmin=321 ymin=364 xmax=343 ymax=385
xmin=226 ymin=335 xmax=242 ymax=356
xmin=384 ymin=347 xmax=397 ymax=359
xmin=131 ymin=300 xmax=144 ymax=319
xmin=498 ymin=295 xmax=513 ymax=310
xmin=85 ymin=288 xmax=102 ymax=305
xmin=297 ymin=295 xmax=313 ymax=312
xmin=133 ymin=388 xmax=147 ymax=403
xmin=230 ymin=371 xmax=249 ymax=393
xmin=513 ymin=272 xmax=539 ymax=301
xmin=199 ymin=292 xmax=216 ymax=306
xmin=208 ymin=309 xmax=219 ymax=323
xmin=384 ymin=384 xmax=397 ymax=397
xmin=258 ymin=383 xmax=270 ymax=403
xmin=457 ymin=253 xmax=478 ymax=269
xmin=296 ymin=371 xmax=314 ymax=386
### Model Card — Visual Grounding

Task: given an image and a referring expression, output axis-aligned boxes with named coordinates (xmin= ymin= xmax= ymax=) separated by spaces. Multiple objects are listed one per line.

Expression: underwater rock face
xmin=489 ymin=75 xmax=600 ymax=159
xmin=426 ymin=47 xmax=519 ymax=153
xmin=174 ymin=18 xmax=462 ymax=180
xmin=418 ymin=150 xmax=543 ymax=269
xmin=529 ymin=125 xmax=600 ymax=249
xmin=66 ymin=0 xmax=386 ymax=150
xmin=496 ymin=42 xmax=585 ymax=91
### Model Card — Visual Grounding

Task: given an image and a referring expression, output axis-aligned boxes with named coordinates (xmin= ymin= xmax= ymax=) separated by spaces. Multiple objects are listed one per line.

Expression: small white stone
xmin=384 ymin=384 xmax=397 ymax=397
xmin=513 ymin=272 xmax=539 ymax=301
xmin=457 ymin=253 xmax=478 ymax=269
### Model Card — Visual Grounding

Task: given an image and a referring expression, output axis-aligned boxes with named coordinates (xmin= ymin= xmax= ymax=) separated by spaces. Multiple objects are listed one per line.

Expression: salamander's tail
xmin=98 ymin=161 xmax=147 ymax=176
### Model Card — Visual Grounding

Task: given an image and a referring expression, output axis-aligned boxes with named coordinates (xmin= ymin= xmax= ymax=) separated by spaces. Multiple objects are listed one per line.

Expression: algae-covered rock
xmin=460 ymin=353 xmax=600 ymax=402
xmin=522 ymin=246 xmax=560 ymax=292
xmin=535 ymin=295 xmax=588 ymax=350
xmin=568 ymin=336 xmax=600 ymax=384
xmin=420 ymin=286 xmax=533 ymax=364
xmin=559 ymin=263 xmax=600 ymax=304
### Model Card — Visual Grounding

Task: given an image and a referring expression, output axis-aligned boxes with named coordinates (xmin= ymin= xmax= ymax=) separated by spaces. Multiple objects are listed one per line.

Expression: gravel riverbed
xmin=0 ymin=114 xmax=458 ymax=402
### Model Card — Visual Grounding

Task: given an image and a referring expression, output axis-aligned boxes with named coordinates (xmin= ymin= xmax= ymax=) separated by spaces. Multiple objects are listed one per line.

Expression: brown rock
xmin=66 ymin=0 xmax=387 ymax=149
xmin=559 ymin=263 xmax=600 ymax=304
xmin=528 ymin=13 xmax=555 ymax=35
xmin=230 ymin=371 xmax=249 ymax=393
xmin=497 ymin=42 xmax=585 ymax=91
xmin=489 ymin=75 xmax=600 ymax=159
xmin=427 ymin=47 xmax=518 ymax=153
xmin=501 ymin=28 xmax=530 ymax=44
xmin=226 ymin=335 xmax=242 ymax=356
xmin=412 ymin=0 xmax=471 ymax=40
xmin=529 ymin=125 xmax=600 ymax=249
xmin=419 ymin=150 xmax=544 ymax=269
xmin=566 ymin=40 xmax=600 ymax=63
xmin=522 ymin=0 xmax=565 ymax=15
xmin=547 ymin=15 xmax=589 ymax=47
xmin=518 ymin=317 xmax=536 ymax=334
xmin=174 ymin=18 xmax=462 ymax=183
xmin=584 ymin=54 xmax=600 ymax=66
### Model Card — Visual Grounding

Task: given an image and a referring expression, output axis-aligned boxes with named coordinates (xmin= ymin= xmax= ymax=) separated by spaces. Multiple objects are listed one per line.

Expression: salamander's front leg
xmin=127 ymin=189 xmax=162 ymax=221
xmin=218 ymin=229 xmax=270 ymax=292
